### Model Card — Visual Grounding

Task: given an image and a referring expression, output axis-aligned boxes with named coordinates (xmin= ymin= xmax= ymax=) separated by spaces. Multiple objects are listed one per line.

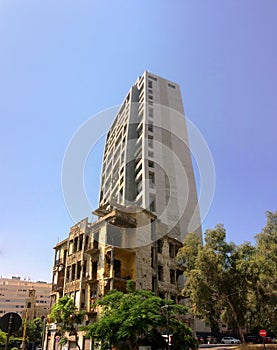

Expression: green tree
xmin=27 ymin=318 xmax=44 ymax=343
xmin=49 ymin=296 xmax=85 ymax=350
xmin=8 ymin=317 xmax=44 ymax=348
xmin=85 ymin=281 xmax=195 ymax=350
xmin=252 ymin=211 xmax=277 ymax=333
xmin=177 ymin=226 xmax=257 ymax=342
xmin=177 ymin=212 xmax=277 ymax=340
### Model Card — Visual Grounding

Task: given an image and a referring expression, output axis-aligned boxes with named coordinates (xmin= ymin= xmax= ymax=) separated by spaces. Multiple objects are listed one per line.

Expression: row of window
xmin=68 ymin=234 xmax=83 ymax=254
xmin=153 ymin=266 xmax=181 ymax=285
xmin=0 ymin=305 xmax=24 ymax=309
xmin=157 ymin=266 xmax=176 ymax=283
xmin=65 ymin=258 xmax=98 ymax=283
xmin=66 ymin=261 xmax=84 ymax=282
xmin=68 ymin=232 xmax=98 ymax=256
xmin=148 ymin=74 xmax=176 ymax=89
xmin=104 ymin=104 xmax=129 ymax=155
xmin=102 ymin=131 xmax=127 ymax=200
xmin=157 ymin=240 xmax=179 ymax=257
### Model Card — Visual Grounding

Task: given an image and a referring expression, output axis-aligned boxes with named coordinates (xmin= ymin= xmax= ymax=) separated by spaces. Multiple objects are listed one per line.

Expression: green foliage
xmin=27 ymin=318 xmax=44 ymax=343
xmin=85 ymin=284 xmax=194 ymax=350
xmin=177 ymin=211 xmax=277 ymax=340
xmin=11 ymin=317 xmax=43 ymax=344
xmin=0 ymin=330 xmax=6 ymax=345
xmin=50 ymin=296 xmax=85 ymax=350
xmin=50 ymin=296 xmax=85 ymax=330
xmin=252 ymin=211 xmax=277 ymax=333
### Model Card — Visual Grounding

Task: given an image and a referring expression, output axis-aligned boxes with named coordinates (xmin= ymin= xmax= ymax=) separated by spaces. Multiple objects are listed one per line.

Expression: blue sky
xmin=0 ymin=0 xmax=276 ymax=282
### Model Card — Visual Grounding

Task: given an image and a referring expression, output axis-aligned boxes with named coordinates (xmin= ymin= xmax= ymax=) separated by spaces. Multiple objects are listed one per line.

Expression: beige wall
xmin=0 ymin=277 xmax=51 ymax=319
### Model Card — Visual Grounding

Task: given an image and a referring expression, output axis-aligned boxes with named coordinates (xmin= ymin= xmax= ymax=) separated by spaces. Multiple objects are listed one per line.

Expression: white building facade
xmin=99 ymin=71 xmax=202 ymax=244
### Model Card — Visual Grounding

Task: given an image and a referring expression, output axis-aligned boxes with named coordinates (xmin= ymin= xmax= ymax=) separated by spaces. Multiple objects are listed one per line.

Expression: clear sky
xmin=0 ymin=0 xmax=276 ymax=282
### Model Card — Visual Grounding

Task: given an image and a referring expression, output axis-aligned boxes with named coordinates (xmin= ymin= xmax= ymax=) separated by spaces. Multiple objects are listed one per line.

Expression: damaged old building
xmin=51 ymin=204 xmax=185 ymax=315
xmin=47 ymin=204 xmax=188 ymax=350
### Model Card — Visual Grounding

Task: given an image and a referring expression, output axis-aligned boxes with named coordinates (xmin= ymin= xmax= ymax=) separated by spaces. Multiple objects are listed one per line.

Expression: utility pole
xmin=21 ymin=308 xmax=28 ymax=350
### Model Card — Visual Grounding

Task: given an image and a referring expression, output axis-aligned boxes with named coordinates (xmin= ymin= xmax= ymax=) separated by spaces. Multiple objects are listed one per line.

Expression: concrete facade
xmin=99 ymin=71 xmax=202 ymax=243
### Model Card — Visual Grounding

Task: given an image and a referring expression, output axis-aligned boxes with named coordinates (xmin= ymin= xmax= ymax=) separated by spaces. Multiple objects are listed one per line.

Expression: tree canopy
xmin=27 ymin=318 xmax=44 ymax=343
xmin=177 ymin=211 xmax=277 ymax=340
xmin=49 ymin=296 xmax=85 ymax=350
xmin=85 ymin=281 xmax=196 ymax=350
xmin=253 ymin=211 xmax=277 ymax=333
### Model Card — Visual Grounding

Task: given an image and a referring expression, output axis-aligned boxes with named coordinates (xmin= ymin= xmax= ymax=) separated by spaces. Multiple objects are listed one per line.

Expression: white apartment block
xmin=99 ymin=71 xmax=202 ymax=243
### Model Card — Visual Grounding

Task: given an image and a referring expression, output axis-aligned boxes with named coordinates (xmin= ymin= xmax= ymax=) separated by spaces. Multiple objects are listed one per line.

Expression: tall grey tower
xmin=99 ymin=71 xmax=202 ymax=242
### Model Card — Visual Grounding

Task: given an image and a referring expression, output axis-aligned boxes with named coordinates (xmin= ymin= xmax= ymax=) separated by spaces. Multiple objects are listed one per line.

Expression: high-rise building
xmin=99 ymin=71 xmax=202 ymax=243
xmin=48 ymin=72 xmax=206 ymax=349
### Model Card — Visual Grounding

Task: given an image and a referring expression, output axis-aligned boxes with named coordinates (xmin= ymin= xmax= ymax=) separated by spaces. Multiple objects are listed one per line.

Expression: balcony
xmin=85 ymin=274 xmax=99 ymax=285
xmin=106 ymin=210 xmax=136 ymax=228
xmin=53 ymin=258 xmax=65 ymax=271
xmin=135 ymin=168 xmax=143 ymax=182
xmin=134 ymin=145 xmax=142 ymax=158
xmin=85 ymin=243 xmax=100 ymax=260
xmin=52 ymin=282 xmax=64 ymax=292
